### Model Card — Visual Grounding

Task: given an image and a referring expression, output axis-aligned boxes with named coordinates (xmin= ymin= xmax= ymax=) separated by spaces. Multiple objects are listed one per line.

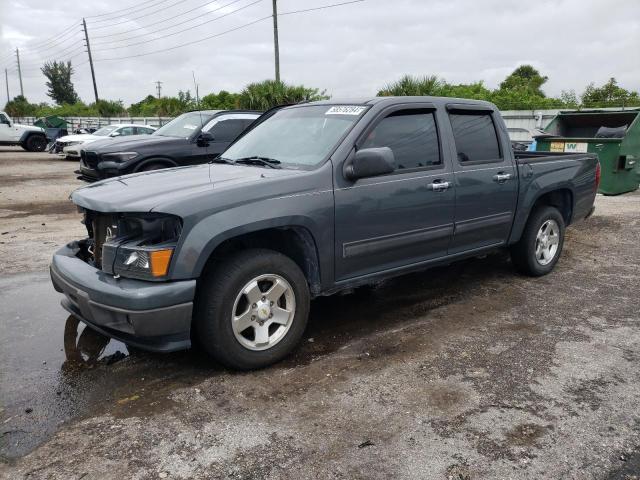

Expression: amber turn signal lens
xmin=150 ymin=249 xmax=173 ymax=277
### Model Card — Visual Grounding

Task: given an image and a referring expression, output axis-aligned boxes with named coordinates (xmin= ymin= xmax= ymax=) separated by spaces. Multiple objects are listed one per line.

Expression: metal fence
xmin=12 ymin=116 xmax=174 ymax=130
xmin=12 ymin=106 xmax=634 ymax=142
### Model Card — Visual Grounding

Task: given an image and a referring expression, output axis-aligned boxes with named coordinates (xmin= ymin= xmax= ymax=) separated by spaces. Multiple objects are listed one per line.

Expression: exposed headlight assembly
xmin=100 ymin=213 xmax=182 ymax=281
xmin=101 ymin=152 xmax=139 ymax=162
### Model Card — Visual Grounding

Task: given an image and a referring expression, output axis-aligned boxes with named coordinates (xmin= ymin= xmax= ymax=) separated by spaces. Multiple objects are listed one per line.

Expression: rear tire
xmin=24 ymin=134 xmax=47 ymax=152
xmin=510 ymin=205 xmax=565 ymax=276
xmin=195 ymin=248 xmax=310 ymax=370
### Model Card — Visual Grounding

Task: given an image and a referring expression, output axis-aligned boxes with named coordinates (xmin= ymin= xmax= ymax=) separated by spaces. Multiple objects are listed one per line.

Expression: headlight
xmin=65 ymin=141 xmax=83 ymax=147
xmin=100 ymin=213 xmax=182 ymax=280
xmin=101 ymin=152 xmax=139 ymax=162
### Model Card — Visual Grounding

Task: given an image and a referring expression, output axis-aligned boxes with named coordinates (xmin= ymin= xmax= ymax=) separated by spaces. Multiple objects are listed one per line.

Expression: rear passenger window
xmin=449 ymin=113 xmax=501 ymax=162
xmin=361 ymin=110 xmax=440 ymax=170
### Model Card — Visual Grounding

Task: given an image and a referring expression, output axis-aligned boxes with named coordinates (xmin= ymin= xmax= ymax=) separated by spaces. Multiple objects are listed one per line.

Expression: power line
xmin=86 ymin=0 xmax=166 ymax=19
xmin=90 ymin=0 xmax=187 ymax=29
xmin=94 ymin=0 xmax=365 ymax=62
xmin=27 ymin=21 xmax=82 ymax=49
xmin=26 ymin=29 xmax=84 ymax=54
xmin=92 ymin=0 xmax=262 ymax=51
xmin=92 ymin=0 xmax=234 ymax=43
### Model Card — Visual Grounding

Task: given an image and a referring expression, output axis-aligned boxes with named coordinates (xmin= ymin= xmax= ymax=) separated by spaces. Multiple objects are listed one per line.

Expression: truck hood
xmin=70 ymin=163 xmax=302 ymax=213
xmin=58 ymin=133 xmax=101 ymax=143
xmin=83 ymin=134 xmax=183 ymax=152
xmin=16 ymin=123 xmax=44 ymax=132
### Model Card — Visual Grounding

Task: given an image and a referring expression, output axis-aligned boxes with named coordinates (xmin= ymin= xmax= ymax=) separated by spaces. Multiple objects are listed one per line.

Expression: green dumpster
xmin=33 ymin=115 xmax=68 ymax=129
xmin=535 ymin=110 xmax=640 ymax=195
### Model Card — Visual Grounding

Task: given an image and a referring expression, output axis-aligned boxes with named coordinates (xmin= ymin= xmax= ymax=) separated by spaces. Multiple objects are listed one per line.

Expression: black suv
xmin=77 ymin=110 xmax=260 ymax=181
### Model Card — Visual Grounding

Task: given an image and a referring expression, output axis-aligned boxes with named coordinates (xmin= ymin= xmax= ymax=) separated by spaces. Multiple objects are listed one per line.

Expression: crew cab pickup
xmin=50 ymin=97 xmax=599 ymax=369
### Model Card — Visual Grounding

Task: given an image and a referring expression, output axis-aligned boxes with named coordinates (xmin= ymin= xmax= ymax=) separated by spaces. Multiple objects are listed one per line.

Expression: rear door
xmin=334 ymin=105 xmax=456 ymax=281
xmin=446 ymin=106 xmax=517 ymax=253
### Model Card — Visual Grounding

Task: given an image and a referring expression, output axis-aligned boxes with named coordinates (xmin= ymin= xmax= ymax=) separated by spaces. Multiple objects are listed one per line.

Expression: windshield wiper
xmin=233 ymin=156 xmax=282 ymax=169
xmin=211 ymin=157 xmax=236 ymax=165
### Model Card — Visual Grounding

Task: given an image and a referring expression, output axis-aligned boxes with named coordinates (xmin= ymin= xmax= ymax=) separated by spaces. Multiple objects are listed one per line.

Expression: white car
xmin=55 ymin=124 xmax=156 ymax=159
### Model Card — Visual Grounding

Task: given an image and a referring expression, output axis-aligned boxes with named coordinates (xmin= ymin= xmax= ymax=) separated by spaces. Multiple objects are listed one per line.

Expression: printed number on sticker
xmin=326 ymin=106 xmax=367 ymax=115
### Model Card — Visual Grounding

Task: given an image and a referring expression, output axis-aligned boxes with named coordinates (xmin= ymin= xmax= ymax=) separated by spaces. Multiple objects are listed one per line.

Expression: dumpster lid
xmin=544 ymin=110 xmax=638 ymax=139
xmin=33 ymin=115 xmax=68 ymax=129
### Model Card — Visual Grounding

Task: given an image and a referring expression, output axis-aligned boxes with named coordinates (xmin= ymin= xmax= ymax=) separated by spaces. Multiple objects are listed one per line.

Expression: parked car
xmin=51 ymin=96 xmax=599 ymax=370
xmin=0 ymin=111 xmax=48 ymax=151
xmin=76 ymin=110 xmax=260 ymax=181
xmin=53 ymin=124 xmax=156 ymax=160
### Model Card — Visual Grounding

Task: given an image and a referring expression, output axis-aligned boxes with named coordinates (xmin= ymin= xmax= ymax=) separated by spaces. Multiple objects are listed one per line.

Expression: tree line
xmin=3 ymin=62 xmax=639 ymax=118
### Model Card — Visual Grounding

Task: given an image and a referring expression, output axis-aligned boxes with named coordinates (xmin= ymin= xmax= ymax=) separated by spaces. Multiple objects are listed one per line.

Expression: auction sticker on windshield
xmin=326 ymin=106 xmax=367 ymax=115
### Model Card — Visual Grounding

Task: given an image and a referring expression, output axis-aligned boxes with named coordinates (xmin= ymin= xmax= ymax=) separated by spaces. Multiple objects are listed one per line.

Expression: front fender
xmin=169 ymin=191 xmax=334 ymax=287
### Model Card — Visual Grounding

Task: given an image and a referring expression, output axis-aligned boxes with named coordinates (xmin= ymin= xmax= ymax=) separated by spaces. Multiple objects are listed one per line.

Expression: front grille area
xmin=54 ymin=141 xmax=65 ymax=153
xmin=83 ymin=151 xmax=100 ymax=168
xmin=83 ymin=211 xmax=117 ymax=270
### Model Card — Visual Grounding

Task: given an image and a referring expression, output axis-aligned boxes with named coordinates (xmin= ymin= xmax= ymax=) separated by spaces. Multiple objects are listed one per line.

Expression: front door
xmin=0 ymin=113 xmax=15 ymax=142
xmin=447 ymin=109 xmax=518 ymax=254
xmin=334 ymin=106 xmax=456 ymax=281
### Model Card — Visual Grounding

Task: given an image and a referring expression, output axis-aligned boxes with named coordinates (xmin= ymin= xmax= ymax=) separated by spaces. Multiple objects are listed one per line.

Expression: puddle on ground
xmin=0 ymin=253 xmax=512 ymax=459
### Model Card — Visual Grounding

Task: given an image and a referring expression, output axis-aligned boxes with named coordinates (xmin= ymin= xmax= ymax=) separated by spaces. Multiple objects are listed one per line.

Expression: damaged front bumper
xmin=50 ymin=241 xmax=196 ymax=352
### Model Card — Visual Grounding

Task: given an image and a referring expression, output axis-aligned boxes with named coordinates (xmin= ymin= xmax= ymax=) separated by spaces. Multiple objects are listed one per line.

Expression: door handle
xmin=493 ymin=172 xmax=513 ymax=183
xmin=427 ymin=180 xmax=450 ymax=192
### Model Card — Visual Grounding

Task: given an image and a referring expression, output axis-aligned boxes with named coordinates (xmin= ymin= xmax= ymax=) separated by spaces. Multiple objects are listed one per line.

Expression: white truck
xmin=0 ymin=111 xmax=48 ymax=151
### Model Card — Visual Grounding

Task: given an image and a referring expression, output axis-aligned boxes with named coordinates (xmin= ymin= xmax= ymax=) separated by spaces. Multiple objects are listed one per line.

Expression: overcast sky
xmin=1 ymin=0 xmax=639 ymax=106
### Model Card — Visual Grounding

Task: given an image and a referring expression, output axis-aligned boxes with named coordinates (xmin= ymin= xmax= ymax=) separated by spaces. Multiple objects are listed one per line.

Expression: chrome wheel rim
xmin=231 ymin=274 xmax=296 ymax=351
xmin=535 ymin=219 xmax=560 ymax=266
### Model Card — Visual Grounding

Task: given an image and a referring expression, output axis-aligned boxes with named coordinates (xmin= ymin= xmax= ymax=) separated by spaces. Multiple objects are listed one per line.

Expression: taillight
xmin=595 ymin=162 xmax=601 ymax=192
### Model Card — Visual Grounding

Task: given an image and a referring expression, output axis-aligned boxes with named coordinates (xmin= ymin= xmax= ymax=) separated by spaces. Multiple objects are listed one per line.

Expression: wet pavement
xmin=0 ymin=273 xmax=215 ymax=459
xmin=0 ymin=192 xmax=639 ymax=479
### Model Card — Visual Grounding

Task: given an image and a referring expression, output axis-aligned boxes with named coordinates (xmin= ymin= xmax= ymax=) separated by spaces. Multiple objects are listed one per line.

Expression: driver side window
xmin=0 ymin=113 xmax=10 ymax=125
xmin=361 ymin=110 xmax=441 ymax=171
xmin=118 ymin=126 xmax=135 ymax=136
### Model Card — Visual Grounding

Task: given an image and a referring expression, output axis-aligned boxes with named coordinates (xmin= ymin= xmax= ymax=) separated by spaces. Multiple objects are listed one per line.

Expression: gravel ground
xmin=0 ymin=147 xmax=84 ymax=274
xmin=0 ymin=148 xmax=639 ymax=479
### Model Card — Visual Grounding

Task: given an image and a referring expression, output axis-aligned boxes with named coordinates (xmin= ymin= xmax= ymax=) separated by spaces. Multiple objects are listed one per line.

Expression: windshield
xmin=222 ymin=105 xmax=367 ymax=168
xmin=93 ymin=125 xmax=118 ymax=136
xmin=153 ymin=112 xmax=212 ymax=138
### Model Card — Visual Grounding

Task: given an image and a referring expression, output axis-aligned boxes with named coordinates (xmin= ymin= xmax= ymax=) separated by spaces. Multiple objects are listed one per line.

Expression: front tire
xmin=510 ymin=205 xmax=565 ymax=276
xmin=24 ymin=134 xmax=47 ymax=152
xmin=195 ymin=249 xmax=310 ymax=370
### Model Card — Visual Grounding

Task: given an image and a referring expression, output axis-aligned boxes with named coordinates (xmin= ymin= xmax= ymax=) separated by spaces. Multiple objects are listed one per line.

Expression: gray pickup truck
xmin=51 ymin=97 xmax=599 ymax=369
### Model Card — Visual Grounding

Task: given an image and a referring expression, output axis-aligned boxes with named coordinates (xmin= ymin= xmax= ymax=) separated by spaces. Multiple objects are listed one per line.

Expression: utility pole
xmin=155 ymin=81 xmax=163 ymax=99
xmin=4 ymin=68 xmax=9 ymax=103
xmin=15 ymin=48 xmax=23 ymax=97
xmin=271 ymin=0 xmax=280 ymax=82
xmin=82 ymin=18 xmax=99 ymax=103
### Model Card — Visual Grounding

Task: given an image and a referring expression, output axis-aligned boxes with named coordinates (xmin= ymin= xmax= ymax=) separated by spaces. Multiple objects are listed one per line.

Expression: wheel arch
xmin=132 ymin=156 xmax=178 ymax=173
xmin=19 ymin=130 xmax=46 ymax=144
xmin=509 ymin=186 xmax=574 ymax=244
xmin=196 ymin=224 xmax=323 ymax=296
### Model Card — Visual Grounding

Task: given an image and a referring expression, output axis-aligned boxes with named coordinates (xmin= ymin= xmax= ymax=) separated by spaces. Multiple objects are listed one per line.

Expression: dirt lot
xmin=1 ymin=147 xmax=639 ymax=479
xmin=0 ymin=147 xmax=84 ymax=274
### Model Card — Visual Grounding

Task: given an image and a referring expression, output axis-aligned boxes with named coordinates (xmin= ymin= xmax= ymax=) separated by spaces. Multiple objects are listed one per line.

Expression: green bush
xmin=237 ymin=80 xmax=328 ymax=110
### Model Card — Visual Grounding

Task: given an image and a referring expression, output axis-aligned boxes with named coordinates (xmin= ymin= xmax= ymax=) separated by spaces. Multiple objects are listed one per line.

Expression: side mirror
xmin=197 ymin=131 xmax=214 ymax=146
xmin=110 ymin=131 xmax=121 ymax=137
xmin=344 ymin=147 xmax=395 ymax=180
